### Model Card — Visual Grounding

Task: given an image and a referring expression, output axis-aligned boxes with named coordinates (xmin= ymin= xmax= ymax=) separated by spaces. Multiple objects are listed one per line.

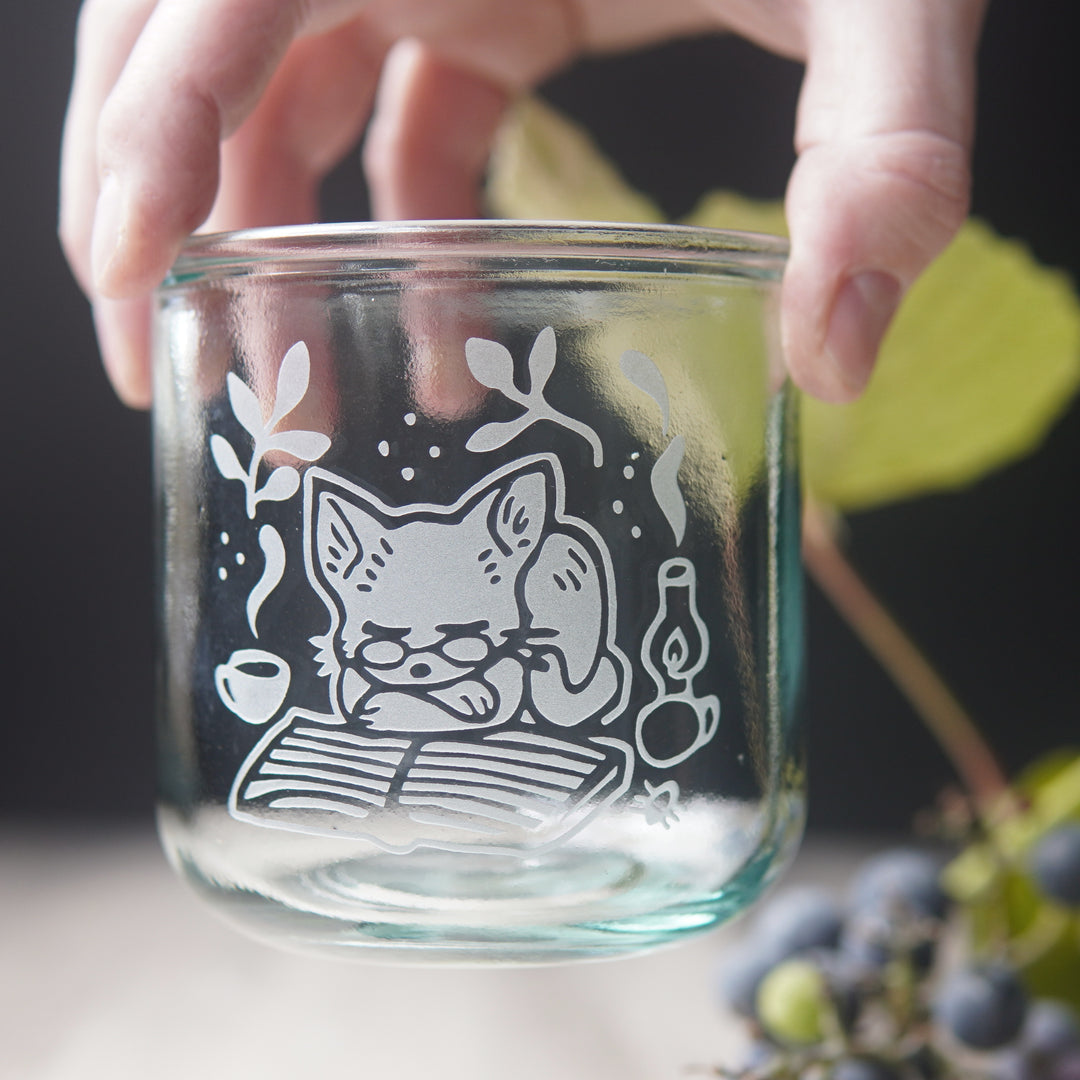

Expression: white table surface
xmin=1 ymin=823 xmax=875 ymax=1080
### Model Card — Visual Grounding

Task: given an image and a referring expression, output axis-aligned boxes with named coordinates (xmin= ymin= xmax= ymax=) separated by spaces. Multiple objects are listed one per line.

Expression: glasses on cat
xmin=153 ymin=221 xmax=802 ymax=963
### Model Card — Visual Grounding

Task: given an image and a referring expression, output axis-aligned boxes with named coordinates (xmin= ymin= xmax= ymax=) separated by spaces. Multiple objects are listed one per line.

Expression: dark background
xmin=2 ymin=1 xmax=1077 ymax=832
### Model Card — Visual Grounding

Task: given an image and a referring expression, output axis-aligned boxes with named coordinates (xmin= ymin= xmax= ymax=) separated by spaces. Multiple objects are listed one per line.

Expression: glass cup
xmin=153 ymin=221 xmax=804 ymax=963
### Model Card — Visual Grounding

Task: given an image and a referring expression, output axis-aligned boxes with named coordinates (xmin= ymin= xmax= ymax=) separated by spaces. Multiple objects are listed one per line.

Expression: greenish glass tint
xmin=153 ymin=221 xmax=803 ymax=964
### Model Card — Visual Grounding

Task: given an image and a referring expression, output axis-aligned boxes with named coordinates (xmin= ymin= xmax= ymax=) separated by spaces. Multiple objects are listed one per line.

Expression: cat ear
xmin=488 ymin=467 xmax=548 ymax=557
xmin=313 ymin=492 xmax=365 ymax=586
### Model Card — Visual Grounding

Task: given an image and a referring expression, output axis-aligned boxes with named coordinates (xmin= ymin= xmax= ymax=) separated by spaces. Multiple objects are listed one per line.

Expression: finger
xmin=92 ymin=296 xmax=153 ymax=408
xmin=363 ymin=38 xmax=514 ymax=220
xmin=61 ymin=0 xmax=158 ymax=407
xmin=88 ymin=0 xmax=342 ymax=300
xmin=59 ymin=0 xmax=157 ymax=295
xmin=782 ymin=0 xmax=986 ymax=401
xmin=205 ymin=16 xmax=388 ymax=232
xmin=362 ymin=40 xmax=514 ymax=425
xmin=194 ymin=22 xmax=388 ymax=444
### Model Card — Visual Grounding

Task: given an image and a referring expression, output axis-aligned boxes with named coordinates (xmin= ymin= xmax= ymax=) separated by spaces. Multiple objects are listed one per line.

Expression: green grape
xmin=756 ymin=958 xmax=830 ymax=1045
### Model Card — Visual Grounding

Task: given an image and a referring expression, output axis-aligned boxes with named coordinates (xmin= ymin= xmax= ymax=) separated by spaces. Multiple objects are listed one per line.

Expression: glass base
xmin=158 ymin=797 xmax=804 ymax=965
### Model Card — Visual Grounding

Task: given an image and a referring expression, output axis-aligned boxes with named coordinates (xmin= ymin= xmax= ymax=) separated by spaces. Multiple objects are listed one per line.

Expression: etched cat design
xmin=306 ymin=456 xmax=630 ymax=733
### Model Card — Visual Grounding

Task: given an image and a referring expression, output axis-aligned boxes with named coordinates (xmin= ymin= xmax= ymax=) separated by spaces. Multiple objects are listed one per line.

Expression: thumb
xmin=782 ymin=0 xmax=987 ymax=401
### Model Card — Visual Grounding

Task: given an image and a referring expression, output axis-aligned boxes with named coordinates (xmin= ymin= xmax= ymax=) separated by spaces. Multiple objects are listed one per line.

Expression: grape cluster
xmin=710 ymin=848 xmax=1080 ymax=1080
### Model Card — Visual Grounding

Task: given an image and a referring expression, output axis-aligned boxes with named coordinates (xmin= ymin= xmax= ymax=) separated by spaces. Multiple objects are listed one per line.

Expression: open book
xmin=230 ymin=709 xmax=635 ymax=854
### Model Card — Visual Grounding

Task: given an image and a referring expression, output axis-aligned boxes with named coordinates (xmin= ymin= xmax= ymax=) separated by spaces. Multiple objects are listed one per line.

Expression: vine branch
xmin=801 ymin=499 xmax=1010 ymax=817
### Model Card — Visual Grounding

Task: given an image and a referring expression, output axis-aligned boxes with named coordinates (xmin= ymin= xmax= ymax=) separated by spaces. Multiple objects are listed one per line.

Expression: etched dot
xmin=401 ymin=467 xmax=415 ymax=481
xmin=403 ymin=412 xmax=417 ymax=426
xmin=218 ymin=566 xmax=228 ymax=580
xmin=623 ymin=465 xmax=635 ymax=479
xmin=235 ymin=552 xmax=245 ymax=566
xmin=612 ymin=500 xmax=624 ymax=515
xmin=428 ymin=446 xmax=441 ymax=458
xmin=220 ymin=532 xmax=229 ymax=545
xmin=631 ymin=526 xmax=642 ymax=539
xmin=378 ymin=440 xmax=390 ymax=457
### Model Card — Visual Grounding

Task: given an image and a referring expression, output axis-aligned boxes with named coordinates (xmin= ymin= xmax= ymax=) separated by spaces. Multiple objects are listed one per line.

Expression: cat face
xmin=307 ymin=462 xmax=549 ymax=730
xmin=304 ymin=456 xmax=629 ymax=734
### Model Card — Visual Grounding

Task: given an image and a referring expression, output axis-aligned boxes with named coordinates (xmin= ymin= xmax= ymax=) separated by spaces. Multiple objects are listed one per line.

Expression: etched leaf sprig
xmin=465 ymin=327 xmax=604 ymax=466
xmin=210 ymin=341 xmax=331 ymax=518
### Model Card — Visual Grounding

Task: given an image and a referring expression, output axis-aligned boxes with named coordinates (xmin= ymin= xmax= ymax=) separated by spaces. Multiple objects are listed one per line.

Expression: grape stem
xmin=801 ymin=500 xmax=1010 ymax=816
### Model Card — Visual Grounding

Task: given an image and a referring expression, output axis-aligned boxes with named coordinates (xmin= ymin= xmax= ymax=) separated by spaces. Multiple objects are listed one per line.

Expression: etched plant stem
xmin=464 ymin=331 xmax=604 ymax=464
xmin=531 ymin=402 xmax=603 ymax=465
xmin=245 ymin=441 xmax=262 ymax=518
xmin=802 ymin=499 xmax=1010 ymax=816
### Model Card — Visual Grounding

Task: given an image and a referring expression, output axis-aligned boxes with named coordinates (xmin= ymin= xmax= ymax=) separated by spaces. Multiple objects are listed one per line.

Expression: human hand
xmin=59 ymin=0 xmax=987 ymax=408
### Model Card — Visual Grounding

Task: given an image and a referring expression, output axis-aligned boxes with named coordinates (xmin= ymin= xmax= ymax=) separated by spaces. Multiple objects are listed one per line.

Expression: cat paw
xmin=430 ymin=680 xmax=497 ymax=720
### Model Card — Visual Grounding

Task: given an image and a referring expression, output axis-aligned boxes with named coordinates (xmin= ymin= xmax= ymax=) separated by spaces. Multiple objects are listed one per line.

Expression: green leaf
xmin=802 ymin=221 xmax=1080 ymax=509
xmin=994 ymin=752 xmax=1080 ymax=858
xmin=941 ymin=841 xmax=1001 ymax=904
xmin=680 ymin=188 xmax=789 ymax=239
xmin=1013 ymin=748 xmax=1080 ymax=801
xmin=487 ymin=97 xmax=1080 ymax=510
xmin=486 ymin=96 xmax=663 ymax=224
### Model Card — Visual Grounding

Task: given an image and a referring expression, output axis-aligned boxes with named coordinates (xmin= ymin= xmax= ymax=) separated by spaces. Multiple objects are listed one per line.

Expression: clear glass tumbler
xmin=153 ymin=221 xmax=804 ymax=963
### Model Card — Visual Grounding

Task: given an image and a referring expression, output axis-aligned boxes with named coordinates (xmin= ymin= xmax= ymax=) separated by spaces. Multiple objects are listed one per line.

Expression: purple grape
xmin=1022 ymin=1000 xmax=1080 ymax=1057
xmin=934 ymin=962 xmax=1028 ymax=1050
xmin=997 ymin=1002 xmax=1080 ymax=1080
xmin=1051 ymin=1051 xmax=1080 ymax=1080
xmin=991 ymin=1049 xmax=1048 ymax=1080
xmin=850 ymin=849 xmax=950 ymax=920
xmin=840 ymin=907 xmax=936 ymax=973
xmin=757 ymin=886 xmax=844 ymax=958
xmin=830 ymin=1056 xmax=902 ymax=1080
xmin=716 ymin=887 xmax=845 ymax=1019
xmin=716 ymin=942 xmax=780 ymax=1019
xmin=1030 ymin=825 xmax=1080 ymax=906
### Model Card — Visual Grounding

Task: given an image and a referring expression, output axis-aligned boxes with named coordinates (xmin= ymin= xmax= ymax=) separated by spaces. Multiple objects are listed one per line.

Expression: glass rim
xmin=165 ymin=218 xmax=788 ymax=286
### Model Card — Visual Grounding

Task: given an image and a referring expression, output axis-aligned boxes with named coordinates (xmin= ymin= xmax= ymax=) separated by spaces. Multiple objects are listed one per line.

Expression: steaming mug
xmin=153 ymin=221 xmax=804 ymax=963
xmin=214 ymin=649 xmax=292 ymax=725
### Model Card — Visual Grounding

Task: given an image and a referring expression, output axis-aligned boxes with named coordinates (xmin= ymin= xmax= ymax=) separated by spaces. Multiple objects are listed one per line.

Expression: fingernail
xmin=824 ymin=271 xmax=902 ymax=398
xmin=91 ymin=172 xmax=126 ymax=294
xmin=93 ymin=296 xmax=153 ymax=409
